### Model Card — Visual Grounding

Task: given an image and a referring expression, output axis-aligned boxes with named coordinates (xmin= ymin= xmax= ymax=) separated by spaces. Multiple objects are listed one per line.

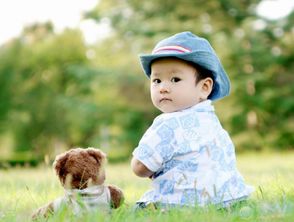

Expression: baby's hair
xmin=186 ymin=61 xmax=215 ymax=98
xmin=187 ymin=61 xmax=214 ymax=84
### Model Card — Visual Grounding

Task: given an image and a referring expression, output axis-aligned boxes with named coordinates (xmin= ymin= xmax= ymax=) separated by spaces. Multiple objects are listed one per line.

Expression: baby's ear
xmin=53 ymin=151 xmax=70 ymax=181
xmin=87 ymin=148 xmax=106 ymax=166
xmin=200 ymin=77 xmax=214 ymax=100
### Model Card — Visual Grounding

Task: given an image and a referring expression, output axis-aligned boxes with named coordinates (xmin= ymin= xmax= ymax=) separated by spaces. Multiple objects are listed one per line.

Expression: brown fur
xmin=32 ymin=202 xmax=54 ymax=220
xmin=32 ymin=147 xmax=124 ymax=220
xmin=108 ymin=185 xmax=125 ymax=208
xmin=54 ymin=148 xmax=106 ymax=189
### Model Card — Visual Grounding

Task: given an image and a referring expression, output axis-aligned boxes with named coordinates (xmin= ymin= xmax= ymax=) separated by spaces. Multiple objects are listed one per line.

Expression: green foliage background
xmin=0 ymin=0 xmax=293 ymax=163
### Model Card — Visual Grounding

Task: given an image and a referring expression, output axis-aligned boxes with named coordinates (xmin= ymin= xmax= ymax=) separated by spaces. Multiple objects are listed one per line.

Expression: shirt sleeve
xmin=132 ymin=117 xmax=176 ymax=172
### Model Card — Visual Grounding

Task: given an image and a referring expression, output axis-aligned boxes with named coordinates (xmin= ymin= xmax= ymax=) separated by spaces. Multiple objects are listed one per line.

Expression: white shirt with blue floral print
xmin=133 ymin=100 xmax=254 ymax=206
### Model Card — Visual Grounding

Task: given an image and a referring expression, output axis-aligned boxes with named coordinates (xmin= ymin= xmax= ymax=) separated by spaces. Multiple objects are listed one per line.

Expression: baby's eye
xmin=152 ymin=78 xmax=161 ymax=84
xmin=171 ymin=77 xmax=181 ymax=83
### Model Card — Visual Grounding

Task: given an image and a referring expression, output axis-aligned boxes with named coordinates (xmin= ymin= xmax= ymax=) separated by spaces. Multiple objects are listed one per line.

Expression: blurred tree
xmin=228 ymin=13 xmax=294 ymax=150
xmin=0 ymin=1 xmax=293 ymax=165
xmin=86 ymin=0 xmax=293 ymax=151
xmin=0 ymin=24 xmax=103 ymax=159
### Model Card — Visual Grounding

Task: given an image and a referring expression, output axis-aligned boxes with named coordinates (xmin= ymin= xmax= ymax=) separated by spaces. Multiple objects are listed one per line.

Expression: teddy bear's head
xmin=53 ymin=148 xmax=106 ymax=189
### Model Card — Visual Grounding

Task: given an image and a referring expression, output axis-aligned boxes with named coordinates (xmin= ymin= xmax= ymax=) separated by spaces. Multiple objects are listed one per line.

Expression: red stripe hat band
xmin=152 ymin=45 xmax=192 ymax=54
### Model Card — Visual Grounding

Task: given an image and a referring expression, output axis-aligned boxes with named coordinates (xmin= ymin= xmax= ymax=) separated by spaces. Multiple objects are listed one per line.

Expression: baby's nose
xmin=159 ymin=83 xmax=170 ymax=93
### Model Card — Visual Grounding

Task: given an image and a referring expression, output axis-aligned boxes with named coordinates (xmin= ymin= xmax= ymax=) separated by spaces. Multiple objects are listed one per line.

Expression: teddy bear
xmin=32 ymin=147 xmax=124 ymax=219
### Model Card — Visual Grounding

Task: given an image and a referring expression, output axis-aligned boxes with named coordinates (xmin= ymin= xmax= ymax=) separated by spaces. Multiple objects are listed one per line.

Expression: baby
xmin=131 ymin=31 xmax=254 ymax=209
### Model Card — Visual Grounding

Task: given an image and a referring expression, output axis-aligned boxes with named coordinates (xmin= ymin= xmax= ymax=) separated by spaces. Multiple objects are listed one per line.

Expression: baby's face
xmin=150 ymin=58 xmax=204 ymax=113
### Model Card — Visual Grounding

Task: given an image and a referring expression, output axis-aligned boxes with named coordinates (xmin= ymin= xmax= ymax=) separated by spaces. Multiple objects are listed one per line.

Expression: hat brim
xmin=139 ymin=51 xmax=230 ymax=101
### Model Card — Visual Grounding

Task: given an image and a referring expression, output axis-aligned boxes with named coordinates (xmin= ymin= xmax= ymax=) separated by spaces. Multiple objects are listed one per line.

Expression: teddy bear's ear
xmin=87 ymin=148 xmax=106 ymax=166
xmin=53 ymin=151 xmax=70 ymax=179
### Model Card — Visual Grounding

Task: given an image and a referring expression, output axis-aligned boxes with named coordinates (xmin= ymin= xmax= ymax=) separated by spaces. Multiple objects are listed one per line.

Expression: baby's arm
xmin=131 ymin=157 xmax=154 ymax=178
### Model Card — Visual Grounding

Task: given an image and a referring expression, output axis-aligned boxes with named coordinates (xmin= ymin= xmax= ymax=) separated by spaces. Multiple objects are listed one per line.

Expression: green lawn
xmin=0 ymin=152 xmax=294 ymax=221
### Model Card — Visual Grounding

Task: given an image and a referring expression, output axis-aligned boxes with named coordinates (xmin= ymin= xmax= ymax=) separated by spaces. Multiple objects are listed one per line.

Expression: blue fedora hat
xmin=139 ymin=31 xmax=231 ymax=101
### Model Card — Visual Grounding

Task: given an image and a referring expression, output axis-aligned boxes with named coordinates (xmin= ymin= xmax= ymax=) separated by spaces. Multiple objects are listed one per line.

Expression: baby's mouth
xmin=159 ymin=98 xmax=172 ymax=103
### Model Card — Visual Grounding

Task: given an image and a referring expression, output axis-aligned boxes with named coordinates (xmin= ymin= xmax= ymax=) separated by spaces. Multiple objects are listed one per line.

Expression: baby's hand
xmin=148 ymin=174 xmax=154 ymax=180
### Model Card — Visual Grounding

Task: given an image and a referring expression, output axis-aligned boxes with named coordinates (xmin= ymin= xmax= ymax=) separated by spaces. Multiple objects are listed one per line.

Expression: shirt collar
xmin=183 ymin=100 xmax=214 ymax=112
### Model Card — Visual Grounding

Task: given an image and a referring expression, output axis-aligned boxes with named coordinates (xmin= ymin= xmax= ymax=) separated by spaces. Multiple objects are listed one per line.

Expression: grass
xmin=0 ymin=152 xmax=294 ymax=221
